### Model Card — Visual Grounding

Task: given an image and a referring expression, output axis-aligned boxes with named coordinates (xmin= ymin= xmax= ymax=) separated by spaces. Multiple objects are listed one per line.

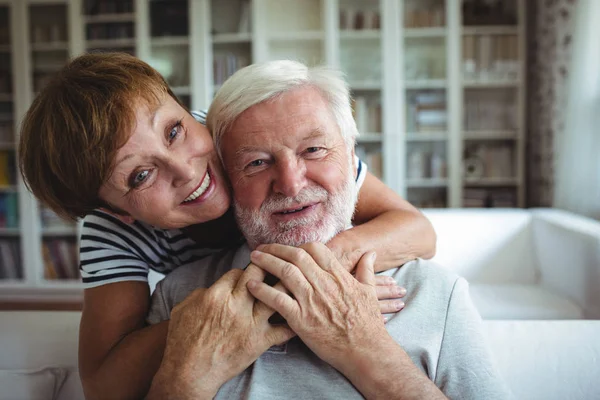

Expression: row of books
xmin=463 ymin=188 xmax=516 ymax=208
xmin=464 ymin=93 xmax=517 ymax=131
xmin=462 ymin=0 xmax=517 ymax=26
xmin=84 ymin=0 xmax=134 ymax=16
xmin=463 ymin=35 xmax=519 ymax=80
xmin=352 ymin=97 xmax=382 ymax=134
xmin=43 ymin=238 xmax=80 ymax=280
xmin=0 ymin=239 xmax=21 ymax=280
xmin=0 ymin=151 xmax=16 ymax=186
xmin=86 ymin=22 xmax=135 ymax=41
xmin=150 ymin=0 xmax=188 ymax=37
xmin=406 ymin=91 xmax=446 ymax=133
xmin=407 ymin=151 xmax=447 ymax=180
xmin=408 ymin=189 xmax=447 ymax=209
xmin=464 ymin=144 xmax=514 ymax=179
xmin=0 ymin=73 xmax=11 ymax=94
xmin=0 ymin=192 xmax=18 ymax=228
xmin=213 ymin=53 xmax=249 ymax=87
xmin=339 ymin=7 xmax=381 ymax=30
xmin=355 ymin=146 xmax=382 ymax=179
xmin=32 ymin=24 xmax=66 ymax=44
xmin=0 ymin=123 xmax=13 ymax=143
xmin=404 ymin=4 xmax=445 ymax=28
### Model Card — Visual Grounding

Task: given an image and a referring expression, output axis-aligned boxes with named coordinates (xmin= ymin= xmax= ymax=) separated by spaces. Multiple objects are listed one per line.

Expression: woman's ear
xmin=99 ymin=207 xmax=135 ymax=224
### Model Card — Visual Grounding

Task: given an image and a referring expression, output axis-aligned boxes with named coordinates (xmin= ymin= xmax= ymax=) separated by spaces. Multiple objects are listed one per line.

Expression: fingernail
xmin=247 ymin=280 xmax=257 ymax=289
xmin=395 ymin=301 xmax=405 ymax=310
xmin=386 ymin=277 xmax=396 ymax=285
xmin=251 ymin=250 xmax=262 ymax=258
xmin=382 ymin=316 xmax=389 ymax=323
xmin=397 ymin=287 xmax=407 ymax=296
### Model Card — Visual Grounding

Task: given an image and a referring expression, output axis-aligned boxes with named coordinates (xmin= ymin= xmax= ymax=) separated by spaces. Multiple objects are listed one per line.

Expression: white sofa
xmin=1 ymin=208 xmax=599 ymax=399
xmin=423 ymin=208 xmax=600 ymax=320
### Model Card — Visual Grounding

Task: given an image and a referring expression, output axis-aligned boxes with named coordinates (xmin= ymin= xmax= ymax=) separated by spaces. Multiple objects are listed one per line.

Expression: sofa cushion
xmin=0 ymin=367 xmax=67 ymax=400
xmin=471 ymin=284 xmax=584 ymax=319
xmin=424 ymin=209 xmax=539 ymax=285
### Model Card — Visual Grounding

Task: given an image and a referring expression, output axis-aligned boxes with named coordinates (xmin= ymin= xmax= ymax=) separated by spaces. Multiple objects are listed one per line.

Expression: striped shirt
xmin=79 ymin=110 xmax=368 ymax=288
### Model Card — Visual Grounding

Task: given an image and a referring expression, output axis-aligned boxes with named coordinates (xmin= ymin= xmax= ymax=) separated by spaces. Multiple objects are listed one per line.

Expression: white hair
xmin=206 ymin=60 xmax=359 ymax=157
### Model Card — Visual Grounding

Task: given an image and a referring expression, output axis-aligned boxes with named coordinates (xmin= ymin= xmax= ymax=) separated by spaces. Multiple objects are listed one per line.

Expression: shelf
xmin=33 ymin=64 xmax=64 ymax=73
xmin=30 ymin=42 xmax=69 ymax=52
xmin=406 ymin=178 xmax=448 ymax=188
xmin=357 ymin=133 xmax=382 ymax=143
xmin=84 ymin=13 xmax=135 ymax=24
xmin=404 ymin=79 xmax=447 ymax=89
xmin=269 ymin=31 xmax=324 ymax=41
xmin=350 ymin=81 xmax=381 ymax=90
xmin=462 ymin=26 xmax=519 ymax=36
xmin=0 ymin=228 xmax=20 ymax=236
xmin=464 ymin=177 xmax=520 ymax=187
xmin=463 ymin=79 xmax=521 ymax=88
xmin=0 ymin=93 xmax=12 ymax=102
xmin=86 ymin=38 xmax=136 ymax=48
xmin=404 ymin=27 xmax=447 ymax=38
xmin=151 ymin=36 xmax=190 ymax=47
xmin=41 ymin=226 xmax=78 ymax=236
xmin=463 ymin=131 xmax=518 ymax=140
xmin=407 ymin=132 xmax=447 ymax=141
xmin=171 ymin=86 xmax=191 ymax=96
xmin=0 ymin=142 xmax=15 ymax=150
xmin=340 ymin=29 xmax=381 ymax=40
xmin=0 ymin=185 xmax=18 ymax=193
xmin=212 ymin=32 xmax=252 ymax=44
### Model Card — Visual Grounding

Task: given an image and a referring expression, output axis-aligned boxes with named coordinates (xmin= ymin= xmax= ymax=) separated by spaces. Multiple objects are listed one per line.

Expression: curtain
xmin=553 ymin=0 xmax=600 ymax=218
xmin=526 ymin=0 xmax=577 ymax=207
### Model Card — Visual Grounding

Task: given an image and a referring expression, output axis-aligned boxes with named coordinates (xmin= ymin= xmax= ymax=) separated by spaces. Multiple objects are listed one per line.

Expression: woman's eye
xmin=168 ymin=122 xmax=182 ymax=142
xmin=130 ymin=170 xmax=149 ymax=187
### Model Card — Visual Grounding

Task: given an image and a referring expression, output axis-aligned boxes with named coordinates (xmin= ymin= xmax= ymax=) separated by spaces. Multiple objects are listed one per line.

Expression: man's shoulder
xmin=156 ymin=244 xmax=250 ymax=308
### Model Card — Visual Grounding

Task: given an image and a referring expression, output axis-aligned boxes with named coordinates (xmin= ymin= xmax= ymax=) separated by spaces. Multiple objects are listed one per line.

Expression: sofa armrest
xmin=531 ymin=208 xmax=600 ymax=318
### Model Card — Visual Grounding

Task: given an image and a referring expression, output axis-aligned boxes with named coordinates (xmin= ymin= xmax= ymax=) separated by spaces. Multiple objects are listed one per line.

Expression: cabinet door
xmin=339 ymin=0 xmax=384 ymax=181
xmin=0 ymin=3 xmax=22 ymax=282
xmin=403 ymin=0 xmax=450 ymax=208
xmin=83 ymin=0 xmax=136 ymax=54
xmin=28 ymin=2 xmax=80 ymax=282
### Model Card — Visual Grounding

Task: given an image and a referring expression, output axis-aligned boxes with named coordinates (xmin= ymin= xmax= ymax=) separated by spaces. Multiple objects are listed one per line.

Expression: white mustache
xmin=260 ymin=186 xmax=329 ymax=213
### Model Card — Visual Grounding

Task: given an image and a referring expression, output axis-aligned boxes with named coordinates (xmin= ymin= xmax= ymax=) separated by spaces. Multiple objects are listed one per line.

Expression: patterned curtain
xmin=526 ymin=0 xmax=577 ymax=207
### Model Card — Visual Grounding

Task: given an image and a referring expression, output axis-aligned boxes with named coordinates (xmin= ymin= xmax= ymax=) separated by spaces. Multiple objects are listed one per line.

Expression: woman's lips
xmin=181 ymin=168 xmax=215 ymax=206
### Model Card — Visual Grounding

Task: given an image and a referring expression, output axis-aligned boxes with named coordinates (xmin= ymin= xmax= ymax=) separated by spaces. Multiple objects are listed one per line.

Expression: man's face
xmin=221 ymin=86 xmax=357 ymax=249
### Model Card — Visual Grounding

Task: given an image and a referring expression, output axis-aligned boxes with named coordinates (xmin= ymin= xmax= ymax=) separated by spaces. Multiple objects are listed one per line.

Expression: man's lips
xmin=271 ymin=203 xmax=319 ymax=220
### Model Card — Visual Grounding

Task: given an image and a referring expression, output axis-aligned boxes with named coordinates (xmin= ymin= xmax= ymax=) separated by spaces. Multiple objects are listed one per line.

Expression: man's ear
xmin=99 ymin=207 xmax=135 ymax=224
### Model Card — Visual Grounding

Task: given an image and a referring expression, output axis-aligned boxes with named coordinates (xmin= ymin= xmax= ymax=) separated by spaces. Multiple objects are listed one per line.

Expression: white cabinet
xmin=0 ymin=0 xmax=527 ymax=302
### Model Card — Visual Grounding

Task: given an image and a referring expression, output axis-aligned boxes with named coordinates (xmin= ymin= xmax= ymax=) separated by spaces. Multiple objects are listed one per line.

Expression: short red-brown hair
xmin=19 ymin=52 xmax=183 ymax=220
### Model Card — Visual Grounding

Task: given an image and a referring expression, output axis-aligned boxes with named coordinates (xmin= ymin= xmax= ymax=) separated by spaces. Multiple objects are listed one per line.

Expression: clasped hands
xmin=161 ymin=243 xmax=405 ymax=397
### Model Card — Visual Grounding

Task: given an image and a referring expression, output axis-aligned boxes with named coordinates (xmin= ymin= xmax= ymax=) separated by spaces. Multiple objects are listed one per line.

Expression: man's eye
xmin=247 ymin=160 xmax=264 ymax=168
xmin=130 ymin=170 xmax=150 ymax=187
xmin=306 ymin=147 xmax=321 ymax=153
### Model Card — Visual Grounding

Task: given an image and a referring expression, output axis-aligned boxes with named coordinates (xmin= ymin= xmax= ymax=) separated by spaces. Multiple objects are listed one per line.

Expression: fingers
xmin=253 ymin=280 xmax=290 ymax=320
xmin=374 ymin=281 xmax=406 ymax=300
xmin=232 ymin=263 xmax=266 ymax=300
xmin=354 ymin=252 xmax=377 ymax=288
xmin=247 ymin=279 xmax=298 ymax=323
xmin=265 ymin=324 xmax=297 ymax=347
xmin=378 ymin=299 xmax=405 ymax=314
xmin=250 ymin=247 xmax=312 ymax=301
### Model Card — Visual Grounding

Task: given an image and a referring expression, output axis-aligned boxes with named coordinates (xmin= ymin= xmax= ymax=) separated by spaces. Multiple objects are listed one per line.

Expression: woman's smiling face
xmin=98 ymin=95 xmax=231 ymax=229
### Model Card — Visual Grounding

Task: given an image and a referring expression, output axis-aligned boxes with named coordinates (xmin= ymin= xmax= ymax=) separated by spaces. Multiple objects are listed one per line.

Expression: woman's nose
xmin=170 ymin=156 xmax=196 ymax=187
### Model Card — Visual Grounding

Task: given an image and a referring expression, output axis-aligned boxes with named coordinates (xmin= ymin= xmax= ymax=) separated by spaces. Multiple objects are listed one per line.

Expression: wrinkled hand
xmin=246 ymin=242 xmax=393 ymax=379
xmin=159 ymin=265 xmax=295 ymax=398
xmin=326 ymin=245 xmax=406 ymax=315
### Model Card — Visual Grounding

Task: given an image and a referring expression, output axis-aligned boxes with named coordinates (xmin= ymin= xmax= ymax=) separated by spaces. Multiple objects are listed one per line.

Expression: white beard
xmin=234 ymin=169 xmax=358 ymax=249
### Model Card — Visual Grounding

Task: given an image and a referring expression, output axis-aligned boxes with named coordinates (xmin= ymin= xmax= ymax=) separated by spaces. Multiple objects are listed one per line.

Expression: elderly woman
xmin=18 ymin=52 xmax=436 ymax=399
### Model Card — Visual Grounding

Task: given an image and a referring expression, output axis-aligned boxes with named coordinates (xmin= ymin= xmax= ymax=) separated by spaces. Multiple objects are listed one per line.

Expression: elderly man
xmin=146 ymin=60 xmax=510 ymax=400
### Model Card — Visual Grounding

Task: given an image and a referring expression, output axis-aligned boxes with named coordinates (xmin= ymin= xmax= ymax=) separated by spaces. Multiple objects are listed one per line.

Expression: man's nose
xmin=273 ymin=157 xmax=307 ymax=198
xmin=170 ymin=156 xmax=196 ymax=187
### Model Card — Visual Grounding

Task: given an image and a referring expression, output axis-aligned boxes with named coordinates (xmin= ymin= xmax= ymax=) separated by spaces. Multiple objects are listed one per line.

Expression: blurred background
xmin=0 ymin=0 xmax=597 ymax=306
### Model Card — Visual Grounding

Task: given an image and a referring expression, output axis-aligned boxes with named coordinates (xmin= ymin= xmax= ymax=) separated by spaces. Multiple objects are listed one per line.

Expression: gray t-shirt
xmin=148 ymin=245 xmax=511 ymax=400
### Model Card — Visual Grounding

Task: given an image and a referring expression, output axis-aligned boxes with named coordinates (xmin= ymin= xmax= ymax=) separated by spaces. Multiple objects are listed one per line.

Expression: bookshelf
xmin=1 ymin=0 xmax=527 ymax=302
